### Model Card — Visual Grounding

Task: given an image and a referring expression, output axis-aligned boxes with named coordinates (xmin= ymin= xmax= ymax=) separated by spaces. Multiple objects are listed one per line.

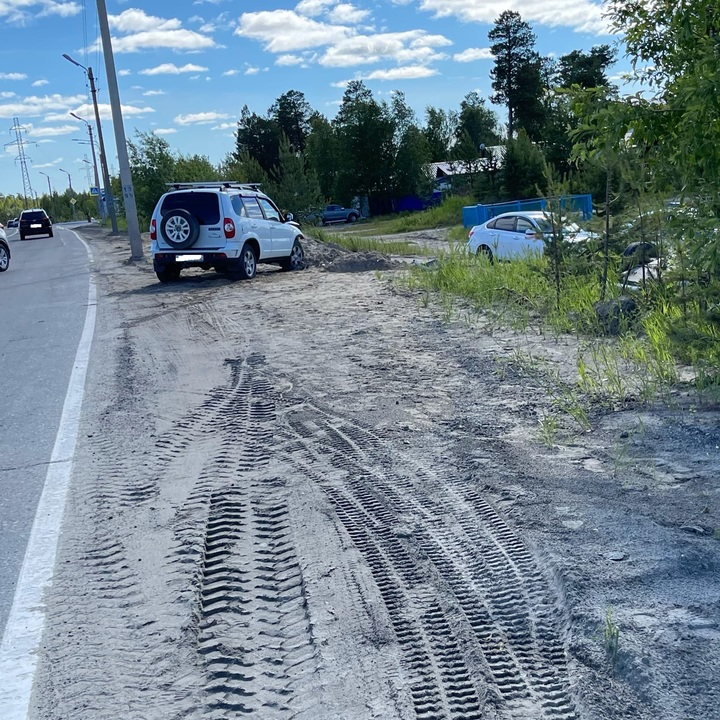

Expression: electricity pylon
xmin=4 ymin=118 xmax=34 ymax=208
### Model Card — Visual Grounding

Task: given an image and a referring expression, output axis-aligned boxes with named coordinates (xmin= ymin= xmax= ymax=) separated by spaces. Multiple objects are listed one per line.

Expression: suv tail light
xmin=150 ymin=219 xmax=157 ymax=240
xmin=223 ymin=218 xmax=235 ymax=239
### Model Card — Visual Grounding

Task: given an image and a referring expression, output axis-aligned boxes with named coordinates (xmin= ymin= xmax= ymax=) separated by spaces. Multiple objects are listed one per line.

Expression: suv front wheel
xmin=280 ymin=239 xmax=304 ymax=271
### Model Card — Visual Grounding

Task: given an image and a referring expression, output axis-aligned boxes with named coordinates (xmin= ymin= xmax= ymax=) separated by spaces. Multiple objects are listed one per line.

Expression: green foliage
xmin=489 ymin=10 xmax=543 ymax=137
xmin=128 ymin=130 xmax=176 ymax=225
xmin=424 ymin=106 xmax=457 ymax=162
xmin=557 ymin=46 xmax=616 ymax=90
xmin=264 ymin=135 xmax=322 ymax=216
xmin=501 ymin=130 xmax=548 ymax=200
xmin=333 ymin=80 xmax=396 ymax=202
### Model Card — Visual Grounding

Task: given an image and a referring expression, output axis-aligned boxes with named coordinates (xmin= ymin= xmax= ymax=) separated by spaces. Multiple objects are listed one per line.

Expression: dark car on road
xmin=19 ymin=208 xmax=53 ymax=240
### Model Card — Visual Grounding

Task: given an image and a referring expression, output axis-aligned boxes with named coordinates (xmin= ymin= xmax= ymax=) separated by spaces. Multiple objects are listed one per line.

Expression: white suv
xmin=149 ymin=182 xmax=305 ymax=283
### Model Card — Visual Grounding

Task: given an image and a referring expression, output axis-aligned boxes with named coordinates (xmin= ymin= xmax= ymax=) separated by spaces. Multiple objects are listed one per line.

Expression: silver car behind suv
xmin=150 ymin=182 xmax=305 ymax=283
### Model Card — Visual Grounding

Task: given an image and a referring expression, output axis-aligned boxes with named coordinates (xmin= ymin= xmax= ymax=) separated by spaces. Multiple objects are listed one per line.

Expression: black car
xmin=0 ymin=233 xmax=10 ymax=272
xmin=19 ymin=208 xmax=53 ymax=240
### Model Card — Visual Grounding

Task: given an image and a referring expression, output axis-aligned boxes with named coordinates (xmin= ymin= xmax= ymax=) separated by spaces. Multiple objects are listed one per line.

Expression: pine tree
xmin=489 ymin=11 xmax=541 ymax=138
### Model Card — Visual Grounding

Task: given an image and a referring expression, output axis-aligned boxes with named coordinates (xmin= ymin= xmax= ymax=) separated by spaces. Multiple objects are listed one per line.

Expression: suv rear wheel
xmin=160 ymin=209 xmax=200 ymax=249
xmin=228 ymin=242 xmax=257 ymax=280
xmin=154 ymin=261 xmax=181 ymax=283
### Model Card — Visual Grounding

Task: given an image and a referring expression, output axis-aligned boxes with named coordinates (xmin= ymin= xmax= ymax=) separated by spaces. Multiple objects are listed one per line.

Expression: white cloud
xmin=295 ymin=0 xmax=336 ymax=16
xmin=365 ymin=65 xmax=439 ymax=81
xmin=0 ymin=93 xmax=86 ymax=119
xmin=244 ymin=67 xmax=259 ymax=75
xmin=276 ymin=54 xmax=305 ymax=66
xmin=328 ymin=3 xmax=371 ymax=24
xmin=319 ymin=30 xmax=451 ymax=68
xmin=153 ymin=128 xmax=177 ymax=135
xmin=454 ymin=47 xmax=493 ymax=62
xmin=39 ymin=2 xmax=80 ymax=18
xmin=212 ymin=122 xmax=236 ymax=130
xmin=26 ymin=124 xmax=77 ymax=137
xmin=139 ymin=63 xmax=209 ymax=76
xmin=110 ymin=29 xmax=216 ymax=53
xmin=43 ymin=102 xmax=154 ymax=122
xmin=0 ymin=91 xmax=16 ymax=99
xmin=31 ymin=79 xmax=49 ymax=87
xmin=83 ymin=9 xmax=215 ymax=53
xmin=235 ymin=10 xmax=353 ymax=52
xmin=109 ymin=8 xmax=182 ymax=33
xmin=33 ymin=157 xmax=64 ymax=168
xmin=222 ymin=69 xmax=240 ymax=76
xmin=418 ymin=0 xmax=610 ymax=35
xmin=142 ymin=90 xmax=166 ymax=96
xmin=118 ymin=69 xmax=132 ymax=76
xmin=0 ymin=72 xmax=27 ymax=80
xmin=174 ymin=111 xmax=231 ymax=125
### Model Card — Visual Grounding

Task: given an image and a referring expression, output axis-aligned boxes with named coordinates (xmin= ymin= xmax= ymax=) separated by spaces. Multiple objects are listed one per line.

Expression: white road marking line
xmin=0 ymin=232 xmax=95 ymax=719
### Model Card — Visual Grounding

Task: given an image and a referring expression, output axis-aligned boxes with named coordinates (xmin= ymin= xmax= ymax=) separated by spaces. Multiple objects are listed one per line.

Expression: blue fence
xmin=462 ymin=194 xmax=593 ymax=228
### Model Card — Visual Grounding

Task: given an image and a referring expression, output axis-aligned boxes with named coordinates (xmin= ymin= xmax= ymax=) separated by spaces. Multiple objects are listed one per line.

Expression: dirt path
xmin=31 ymin=227 xmax=720 ymax=719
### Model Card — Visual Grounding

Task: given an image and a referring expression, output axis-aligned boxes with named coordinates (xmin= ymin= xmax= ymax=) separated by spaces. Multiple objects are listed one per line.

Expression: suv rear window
xmin=21 ymin=211 xmax=48 ymax=221
xmin=161 ymin=192 xmax=220 ymax=225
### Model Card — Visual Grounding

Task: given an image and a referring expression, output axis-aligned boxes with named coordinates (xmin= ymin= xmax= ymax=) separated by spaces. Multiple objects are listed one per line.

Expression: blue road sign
xmin=90 ymin=187 xmax=99 ymax=195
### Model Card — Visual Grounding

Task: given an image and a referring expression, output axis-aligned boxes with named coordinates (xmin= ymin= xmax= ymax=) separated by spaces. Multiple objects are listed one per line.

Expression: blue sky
xmin=0 ymin=0 xmax=620 ymax=199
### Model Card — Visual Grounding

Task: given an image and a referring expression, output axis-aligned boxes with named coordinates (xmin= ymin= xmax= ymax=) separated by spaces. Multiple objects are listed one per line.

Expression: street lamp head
xmin=69 ymin=111 xmax=86 ymax=123
xmin=62 ymin=53 xmax=85 ymax=70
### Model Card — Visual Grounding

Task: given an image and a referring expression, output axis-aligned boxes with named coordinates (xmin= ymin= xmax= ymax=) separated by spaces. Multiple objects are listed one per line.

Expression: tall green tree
xmin=423 ymin=106 xmax=457 ymax=161
xmin=128 ymin=130 xmax=176 ymax=226
xmin=235 ymin=106 xmax=281 ymax=177
xmin=557 ymin=46 xmax=616 ymax=89
xmin=489 ymin=10 xmax=541 ymax=138
xmin=501 ymin=130 xmax=547 ymax=200
xmin=305 ymin=113 xmax=339 ymax=200
xmin=333 ymin=81 xmax=395 ymax=204
xmin=265 ymin=134 xmax=322 ymax=215
xmin=455 ymin=92 xmax=501 ymax=148
xmin=269 ymin=90 xmax=313 ymax=153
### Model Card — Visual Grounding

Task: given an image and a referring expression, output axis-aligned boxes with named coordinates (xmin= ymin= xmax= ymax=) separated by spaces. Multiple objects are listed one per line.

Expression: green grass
xmin=345 ymin=195 xmax=474 ymax=235
xmin=312 ymin=227 xmax=433 ymax=255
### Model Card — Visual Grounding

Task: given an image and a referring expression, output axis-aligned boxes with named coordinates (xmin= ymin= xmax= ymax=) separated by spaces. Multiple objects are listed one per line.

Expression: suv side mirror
xmin=284 ymin=212 xmax=294 ymax=222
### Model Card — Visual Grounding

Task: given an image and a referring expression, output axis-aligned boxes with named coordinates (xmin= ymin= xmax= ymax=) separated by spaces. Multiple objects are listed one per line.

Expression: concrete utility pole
xmin=96 ymin=0 xmax=143 ymax=259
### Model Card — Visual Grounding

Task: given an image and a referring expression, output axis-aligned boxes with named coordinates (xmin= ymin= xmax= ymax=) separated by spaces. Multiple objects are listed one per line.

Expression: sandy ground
xmin=30 ymin=225 xmax=720 ymax=720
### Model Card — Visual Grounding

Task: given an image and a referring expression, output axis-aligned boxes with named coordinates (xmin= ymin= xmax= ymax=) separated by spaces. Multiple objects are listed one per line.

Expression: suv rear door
xmin=159 ymin=192 xmax=225 ymax=249
xmin=240 ymin=196 xmax=274 ymax=257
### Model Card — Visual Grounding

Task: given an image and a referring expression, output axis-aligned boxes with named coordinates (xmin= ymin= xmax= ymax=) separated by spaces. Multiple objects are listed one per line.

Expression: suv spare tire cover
xmin=160 ymin=209 xmax=201 ymax=249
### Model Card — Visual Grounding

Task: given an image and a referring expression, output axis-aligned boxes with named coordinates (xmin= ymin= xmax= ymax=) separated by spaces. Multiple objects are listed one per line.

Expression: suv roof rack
xmin=165 ymin=181 xmax=263 ymax=191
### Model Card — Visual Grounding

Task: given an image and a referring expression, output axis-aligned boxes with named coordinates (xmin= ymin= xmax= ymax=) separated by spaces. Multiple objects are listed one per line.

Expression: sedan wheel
xmin=0 ymin=245 xmax=9 ymax=272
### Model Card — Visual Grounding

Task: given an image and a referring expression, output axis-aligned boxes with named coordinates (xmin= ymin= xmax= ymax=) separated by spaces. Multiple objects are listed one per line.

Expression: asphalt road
xmin=0 ymin=224 xmax=90 ymax=635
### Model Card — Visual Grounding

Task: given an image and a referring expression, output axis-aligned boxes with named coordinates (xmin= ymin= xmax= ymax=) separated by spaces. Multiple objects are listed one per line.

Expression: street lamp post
xmin=71 ymin=112 xmax=104 ymax=221
xmin=59 ymin=168 xmax=75 ymax=219
xmin=63 ymin=54 xmax=119 ymax=234
xmin=58 ymin=168 xmax=72 ymax=192
xmin=38 ymin=171 xmax=54 ymax=217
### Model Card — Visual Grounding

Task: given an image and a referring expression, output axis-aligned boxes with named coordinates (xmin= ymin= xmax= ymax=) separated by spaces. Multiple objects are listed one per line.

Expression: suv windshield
xmin=161 ymin=192 xmax=220 ymax=225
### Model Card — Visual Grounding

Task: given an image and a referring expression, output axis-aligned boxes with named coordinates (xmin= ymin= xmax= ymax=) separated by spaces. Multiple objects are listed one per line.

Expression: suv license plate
xmin=31 ymin=224 xmax=42 ymax=228
xmin=175 ymin=254 xmax=203 ymax=262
